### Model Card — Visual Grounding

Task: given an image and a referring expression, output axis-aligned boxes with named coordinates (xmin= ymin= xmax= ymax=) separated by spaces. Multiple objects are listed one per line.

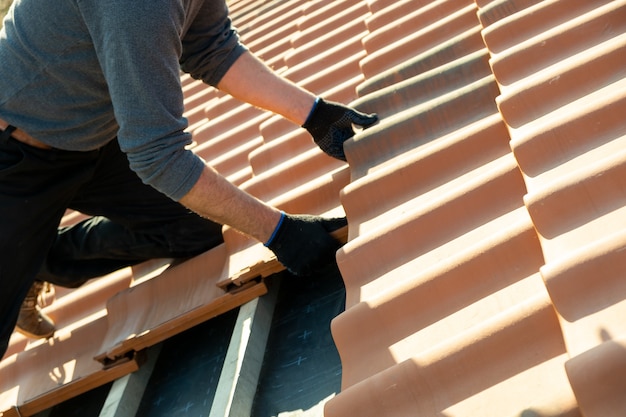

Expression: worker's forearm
xmin=179 ymin=165 xmax=281 ymax=243
xmin=216 ymin=51 xmax=316 ymax=125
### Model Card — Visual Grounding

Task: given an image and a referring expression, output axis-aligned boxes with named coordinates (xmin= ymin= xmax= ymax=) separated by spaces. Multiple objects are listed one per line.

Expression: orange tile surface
xmin=2 ymin=0 xmax=625 ymax=415
xmin=481 ymin=1 xmax=626 ymax=416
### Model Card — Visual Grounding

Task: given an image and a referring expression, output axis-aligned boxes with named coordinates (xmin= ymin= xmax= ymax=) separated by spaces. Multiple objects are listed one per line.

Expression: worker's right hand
xmin=264 ymin=213 xmax=347 ymax=276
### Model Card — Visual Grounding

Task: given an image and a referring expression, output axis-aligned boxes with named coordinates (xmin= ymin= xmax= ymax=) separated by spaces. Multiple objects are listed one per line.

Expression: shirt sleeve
xmin=180 ymin=0 xmax=248 ymax=86
xmin=77 ymin=0 xmax=206 ymax=201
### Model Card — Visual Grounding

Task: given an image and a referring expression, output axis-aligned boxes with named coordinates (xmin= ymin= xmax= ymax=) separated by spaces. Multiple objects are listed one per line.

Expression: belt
xmin=0 ymin=118 xmax=52 ymax=150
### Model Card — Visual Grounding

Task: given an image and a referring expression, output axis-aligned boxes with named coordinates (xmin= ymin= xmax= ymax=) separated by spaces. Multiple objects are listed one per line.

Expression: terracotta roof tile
xmin=328 ymin=0 xmax=626 ymax=415
xmin=360 ymin=2 xmax=480 ymax=78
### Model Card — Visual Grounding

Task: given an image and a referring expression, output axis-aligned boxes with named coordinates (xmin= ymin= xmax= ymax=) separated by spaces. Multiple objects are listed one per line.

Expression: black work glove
xmin=302 ymin=98 xmax=379 ymax=161
xmin=265 ymin=213 xmax=347 ymax=276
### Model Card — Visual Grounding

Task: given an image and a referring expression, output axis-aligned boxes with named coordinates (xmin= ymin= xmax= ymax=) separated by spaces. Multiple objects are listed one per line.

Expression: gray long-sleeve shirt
xmin=0 ymin=0 xmax=246 ymax=200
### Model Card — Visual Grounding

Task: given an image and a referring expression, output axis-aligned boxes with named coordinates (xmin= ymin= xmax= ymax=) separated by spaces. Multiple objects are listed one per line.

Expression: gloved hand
xmin=264 ymin=212 xmax=347 ymax=276
xmin=302 ymin=98 xmax=379 ymax=161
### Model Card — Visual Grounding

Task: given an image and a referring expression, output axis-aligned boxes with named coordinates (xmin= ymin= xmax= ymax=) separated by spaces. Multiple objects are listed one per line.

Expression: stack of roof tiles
xmin=1 ymin=0 xmax=625 ymax=416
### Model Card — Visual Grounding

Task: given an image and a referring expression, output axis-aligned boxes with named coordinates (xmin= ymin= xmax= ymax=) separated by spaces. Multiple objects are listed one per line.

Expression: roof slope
xmin=327 ymin=0 xmax=626 ymax=416
xmin=2 ymin=0 xmax=626 ymax=416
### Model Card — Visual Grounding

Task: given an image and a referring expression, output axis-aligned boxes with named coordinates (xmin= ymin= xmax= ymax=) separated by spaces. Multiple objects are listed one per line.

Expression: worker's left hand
xmin=303 ymin=98 xmax=378 ymax=161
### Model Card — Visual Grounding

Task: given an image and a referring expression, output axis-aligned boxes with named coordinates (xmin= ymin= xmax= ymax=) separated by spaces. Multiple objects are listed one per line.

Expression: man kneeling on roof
xmin=0 ymin=0 xmax=377 ymax=357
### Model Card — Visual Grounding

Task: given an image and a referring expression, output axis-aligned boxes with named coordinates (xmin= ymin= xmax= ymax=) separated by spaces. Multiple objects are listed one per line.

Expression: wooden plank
xmin=98 ymin=344 xmax=162 ymax=417
xmin=209 ymin=280 xmax=281 ymax=417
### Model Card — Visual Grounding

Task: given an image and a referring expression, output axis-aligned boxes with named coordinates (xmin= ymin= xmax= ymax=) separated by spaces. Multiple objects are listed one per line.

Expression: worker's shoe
xmin=16 ymin=281 xmax=56 ymax=339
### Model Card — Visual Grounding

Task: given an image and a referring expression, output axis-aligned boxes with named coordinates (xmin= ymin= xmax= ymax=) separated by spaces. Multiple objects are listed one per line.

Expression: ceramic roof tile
xmin=326 ymin=0 xmax=626 ymax=415
xmin=360 ymin=2 xmax=479 ymax=78
xmin=240 ymin=0 xmax=307 ymax=47
xmin=1 ymin=269 xmax=138 ymax=416
xmin=346 ymin=74 xmax=500 ymax=178
xmin=183 ymin=85 xmax=220 ymax=131
xmin=363 ymin=0 xmax=469 ymax=52
xmin=479 ymin=1 xmax=626 ymax=415
xmin=284 ymin=14 xmax=368 ymax=68
xmin=327 ymin=293 xmax=577 ymax=417
xmin=227 ymin=0 xmax=268 ymax=29
xmin=93 ymin=245 xmax=267 ymax=365
xmin=357 ymin=26 xmax=486 ymax=96
xmin=0 ymin=316 xmax=140 ymax=417
xmin=474 ymin=0 xmax=543 ymax=27
xmin=290 ymin=1 xmax=369 ymax=48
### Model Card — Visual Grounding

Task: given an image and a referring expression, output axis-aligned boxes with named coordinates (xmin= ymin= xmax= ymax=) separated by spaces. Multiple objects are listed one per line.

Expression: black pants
xmin=0 ymin=135 xmax=223 ymax=358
